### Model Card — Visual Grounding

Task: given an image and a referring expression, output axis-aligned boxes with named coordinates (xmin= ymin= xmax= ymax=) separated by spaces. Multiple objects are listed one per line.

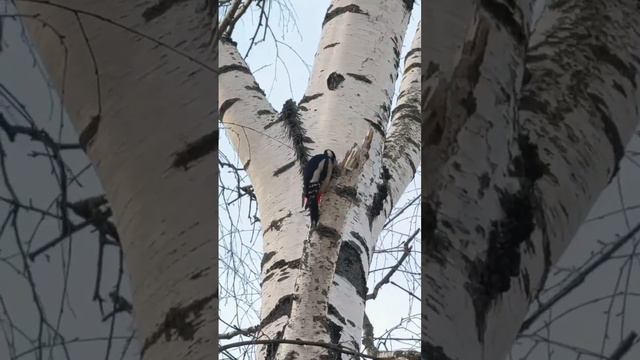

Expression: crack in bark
xmin=170 ymin=130 xmax=217 ymax=170
xmin=363 ymin=118 xmax=386 ymax=137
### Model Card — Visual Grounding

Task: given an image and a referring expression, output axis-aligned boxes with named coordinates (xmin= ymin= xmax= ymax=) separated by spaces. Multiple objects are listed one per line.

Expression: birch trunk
xmin=423 ymin=0 xmax=640 ymax=359
xmin=15 ymin=1 xmax=217 ymax=359
xmin=219 ymin=1 xmax=420 ymax=358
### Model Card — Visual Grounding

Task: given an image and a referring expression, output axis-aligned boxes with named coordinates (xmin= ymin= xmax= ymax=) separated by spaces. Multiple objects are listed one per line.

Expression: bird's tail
xmin=308 ymin=195 xmax=320 ymax=227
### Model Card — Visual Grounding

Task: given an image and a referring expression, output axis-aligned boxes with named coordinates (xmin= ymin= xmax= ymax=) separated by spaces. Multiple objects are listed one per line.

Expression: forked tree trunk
xmin=16 ymin=1 xmax=217 ymax=359
xmin=423 ymin=1 xmax=640 ymax=359
xmin=220 ymin=0 xmax=420 ymax=358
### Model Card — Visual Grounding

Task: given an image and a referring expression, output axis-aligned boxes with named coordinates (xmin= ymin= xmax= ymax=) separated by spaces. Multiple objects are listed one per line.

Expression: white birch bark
xmin=15 ymin=1 xmax=217 ymax=359
xmin=219 ymin=1 xmax=419 ymax=358
xmin=423 ymin=0 xmax=640 ymax=359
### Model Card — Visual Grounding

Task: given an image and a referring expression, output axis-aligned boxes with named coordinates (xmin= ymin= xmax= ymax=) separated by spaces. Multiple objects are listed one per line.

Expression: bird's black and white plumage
xmin=302 ymin=149 xmax=337 ymax=227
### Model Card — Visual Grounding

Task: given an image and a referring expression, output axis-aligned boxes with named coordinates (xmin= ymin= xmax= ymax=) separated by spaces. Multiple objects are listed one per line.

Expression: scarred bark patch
xmin=327 ymin=72 xmax=345 ymax=90
xmin=170 ymin=130 xmax=217 ymax=170
xmin=141 ymin=293 xmax=215 ymax=355
xmin=334 ymin=185 xmax=359 ymax=204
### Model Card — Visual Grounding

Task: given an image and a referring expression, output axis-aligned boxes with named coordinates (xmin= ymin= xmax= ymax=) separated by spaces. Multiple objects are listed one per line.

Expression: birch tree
xmin=7 ymin=1 xmax=218 ymax=359
xmin=219 ymin=0 xmax=421 ymax=358
xmin=423 ymin=0 xmax=640 ymax=359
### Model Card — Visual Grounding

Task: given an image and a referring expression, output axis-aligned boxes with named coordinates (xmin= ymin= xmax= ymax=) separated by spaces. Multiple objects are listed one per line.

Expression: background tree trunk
xmin=15 ymin=1 xmax=218 ymax=358
xmin=423 ymin=0 xmax=640 ymax=359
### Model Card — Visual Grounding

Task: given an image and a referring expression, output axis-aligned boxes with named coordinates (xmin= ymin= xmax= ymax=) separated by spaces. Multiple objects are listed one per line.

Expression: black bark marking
xmin=265 ymin=258 xmax=301 ymax=276
xmin=350 ymin=231 xmax=370 ymax=261
xmin=589 ymin=44 xmax=637 ymax=88
xmin=299 ymin=93 xmax=323 ymax=106
xmin=367 ymin=166 xmax=392 ymax=229
xmin=273 ymin=161 xmax=296 ymax=177
xmin=265 ymin=329 xmax=285 ymax=360
xmin=258 ymin=109 xmax=275 ymax=116
xmin=171 ymin=130 xmax=217 ymax=170
xmin=466 ymin=134 xmax=545 ymax=342
xmin=328 ymin=304 xmax=347 ymax=325
xmin=245 ymin=83 xmax=266 ymax=96
xmin=78 ymin=114 xmax=101 ymax=150
xmin=279 ymin=99 xmax=313 ymax=173
xmin=260 ymin=294 xmax=295 ymax=328
xmin=264 ymin=211 xmax=293 ymax=233
xmin=478 ymin=172 xmax=491 ymax=198
xmin=189 ymin=266 xmax=210 ymax=280
xmin=480 ymin=0 xmax=526 ymax=43
xmin=142 ymin=0 xmax=190 ymax=22
xmin=327 ymin=320 xmax=343 ymax=358
xmin=423 ymin=202 xmax=451 ymax=267
xmin=363 ymin=118 xmax=386 ymax=137
xmin=315 ymin=224 xmax=341 ymax=242
xmin=346 ymin=73 xmax=372 ymax=84
xmin=588 ymin=92 xmax=624 ymax=182
xmin=141 ymin=293 xmax=215 ymax=355
xmin=219 ymin=98 xmax=240 ymax=121
xmin=219 ymin=64 xmax=252 ymax=75
xmin=405 ymin=48 xmax=421 ymax=65
xmin=425 ymin=61 xmax=440 ymax=80
xmin=324 ymin=42 xmax=340 ymax=49
xmin=335 ymin=241 xmax=367 ymax=299
xmin=322 ymin=4 xmax=369 ymax=26
xmin=423 ymin=342 xmax=453 ymax=360
xmin=261 ymin=251 xmax=276 ymax=269
xmin=401 ymin=0 xmax=414 ymax=11
xmin=334 ymin=185 xmax=359 ymax=204
xmin=404 ymin=62 xmax=421 ymax=73
xmin=327 ymin=72 xmax=345 ymax=90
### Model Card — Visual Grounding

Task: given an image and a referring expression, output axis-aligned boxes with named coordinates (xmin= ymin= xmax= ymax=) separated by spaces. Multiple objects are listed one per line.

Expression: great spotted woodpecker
xmin=302 ymin=149 xmax=337 ymax=227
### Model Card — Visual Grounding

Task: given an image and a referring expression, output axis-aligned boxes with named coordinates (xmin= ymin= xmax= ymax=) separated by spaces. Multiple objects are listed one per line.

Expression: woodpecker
xmin=302 ymin=149 xmax=337 ymax=227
